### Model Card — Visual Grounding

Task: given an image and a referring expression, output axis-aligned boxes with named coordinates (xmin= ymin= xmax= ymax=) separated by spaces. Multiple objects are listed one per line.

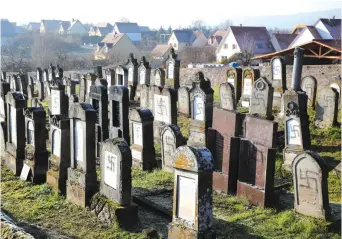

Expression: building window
xmin=232 ymin=44 xmax=237 ymax=49
xmin=257 ymin=43 xmax=263 ymax=49
xmin=224 ymin=44 xmax=228 ymax=49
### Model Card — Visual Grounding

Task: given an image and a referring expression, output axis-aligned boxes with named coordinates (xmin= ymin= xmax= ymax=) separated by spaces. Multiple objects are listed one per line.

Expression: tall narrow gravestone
xmin=49 ymin=81 xmax=69 ymax=116
xmin=329 ymin=77 xmax=341 ymax=109
xmin=79 ymin=75 xmax=87 ymax=103
xmin=300 ymin=76 xmax=317 ymax=109
xmin=249 ymin=77 xmax=274 ymax=119
xmin=135 ymin=56 xmax=151 ymax=101
xmin=85 ymin=73 xmax=97 ymax=103
xmin=5 ymin=92 xmax=27 ymax=175
xmin=168 ymin=146 xmax=215 ymax=239
xmin=115 ymin=65 xmax=128 ymax=86
xmin=237 ymin=115 xmax=278 ymax=207
xmin=292 ymin=151 xmax=330 ymax=220
xmin=22 ymin=107 xmax=48 ymax=183
xmin=36 ymin=68 xmax=45 ymax=101
xmin=89 ymin=84 xmax=109 ymax=159
xmin=43 ymin=69 xmax=51 ymax=97
xmin=178 ymin=86 xmax=191 ymax=117
xmin=219 ymin=82 xmax=235 ymax=111
xmin=148 ymin=85 xmax=162 ymax=114
xmin=65 ymin=78 xmax=77 ymax=96
xmin=270 ymin=56 xmax=286 ymax=107
xmin=129 ymin=108 xmax=156 ymax=170
xmin=238 ymin=67 xmax=260 ymax=108
xmin=0 ymin=81 xmax=10 ymax=160
xmin=161 ymin=124 xmax=183 ymax=172
xmin=315 ymin=86 xmax=338 ymax=128
xmin=18 ymin=73 xmax=28 ymax=97
xmin=226 ymin=67 xmax=242 ymax=103
xmin=125 ymin=54 xmax=138 ymax=100
xmin=187 ymin=72 xmax=214 ymax=147
xmin=153 ymin=68 xmax=165 ymax=87
xmin=10 ymin=75 xmax=20 ymax=91
xmin=105 ymin=68 xmax=115 ymax=92
xmin=46 ymin=115 xmax=70 ymax=195
xmin=165 ymin=48 xmax=180 ymax=89
xmin=67 ymin=103 xmax=98 ymax=207
xmin=140 ymin=84 xmax=150 ymax=108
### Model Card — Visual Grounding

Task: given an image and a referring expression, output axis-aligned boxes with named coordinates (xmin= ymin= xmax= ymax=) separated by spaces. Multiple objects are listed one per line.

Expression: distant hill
xmin=231 ymin=8 xmax=341 ymax=30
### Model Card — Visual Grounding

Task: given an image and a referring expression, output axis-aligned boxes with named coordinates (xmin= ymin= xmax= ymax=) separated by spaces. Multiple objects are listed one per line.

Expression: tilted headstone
xmin=140 ymin=84 xmax=150 ymax=108
xmin=239 ymin=67 xmax=260 ymax=108
xmin=177 ymin=86 xmax=191 ymax=117
xmin=187 ymin=72 xmax=214 ymax=147
xmin=165 ymin=47 xmax=180 ymax=89
xmin=46 ymin=115 xmax=70 ymax=195
xmin=226 ymin=67 xmax=242 ymax=103
xmin=49 ymin=81 xmax=69 ymax=116
xmin=148 ymin=85 xmax=162 ymax=114
xmin=105 ymin=68 xmax=115 ymax=92
xmin=108 ymin=86 xmax=130 ymax=144
xmin=219 ymin=82 xmax=236 ymax=111
xmin=292 ymin=151 xmax=330 ymax=220
xmin=161 ymin=124 xmax=183 ymax=172
xmin=237 ymin=115 xmax=278 ymax=207
xmin=153 ymin=68 xmax=165 ymax=87
xmin=22 ymin=107 xmax=48 ymax=183
xmin=4 ymin=91 xmax=27 ymax=175
xmin=168 ymin=146 xmax=215 ymax=239
xmin=89 ymin=84 xmax=109 ymax=159
xmin=270 ymin=56 xmax=286 ymax=107
xmin=300 ymin=76 xmax=317 ymax=109
xmin=67 ymin=103 xmax=98 ymax=207
xmin=315 ymin=87 xmax=338 ymax=128
xmin=249 ymin=77 xmax=274 ymax=119
xmin=129 ymin=108 xmax=156 ymax=170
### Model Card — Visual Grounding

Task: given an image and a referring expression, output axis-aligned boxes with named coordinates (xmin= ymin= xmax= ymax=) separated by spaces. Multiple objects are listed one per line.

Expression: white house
xmin=113 ymin=22 xmax=141 ymax=45
xmin=167 ymin=30 xmax=207 ymax=51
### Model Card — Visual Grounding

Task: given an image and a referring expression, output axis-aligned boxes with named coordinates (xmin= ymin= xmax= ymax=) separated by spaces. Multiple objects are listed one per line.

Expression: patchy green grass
xmin=132 ymin=168 xmax=173 ymax=190
xmin=212 ymin=85 xmax=220 ymax=103
xmin=178 ymin=115 xmax=190 ymax=139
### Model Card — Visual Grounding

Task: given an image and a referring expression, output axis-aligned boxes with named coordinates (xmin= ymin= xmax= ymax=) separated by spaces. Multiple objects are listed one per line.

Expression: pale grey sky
xmin=1 ymin=0 xmax=341 ymax=28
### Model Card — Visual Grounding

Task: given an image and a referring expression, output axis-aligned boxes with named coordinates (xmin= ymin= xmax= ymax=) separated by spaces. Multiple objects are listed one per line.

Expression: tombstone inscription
xmin=165 ymin=47 xmax=180 ymax=89
xmin=249 ymin=77 xmax=274 ymax=119
xmin=315 ymin=87 xmax=338 ymax=128
xmin=270 ymin=56 xmax=286 ymax=107
xmin=177 ymin=86 xmax=191 ymax=117
xmin=300 ymin=76 xmax=317 ymax=109
xmin=226 ymin=67 xmax=242 ymax=103
xmin=161 ymin=124 xmax=183 ymax=172
xmin=238 ymin=67 xmax=260 ymax=108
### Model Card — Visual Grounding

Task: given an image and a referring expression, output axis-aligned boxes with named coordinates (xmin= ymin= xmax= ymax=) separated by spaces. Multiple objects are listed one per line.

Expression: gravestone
xmin=0 ymin=80 xmax=11 ymax=120
xmin=140 ymin=84 xmax=150 ymax=108
xmin=1 ymin=71 xmax=6 ymax=81
xmin=237 ymin=115 xmax=278 ymax=207
xmin=79 ymin=75 xmax=87 ymax=103
xmin=108 ymin=85 xmax=130 ymax=144
xmin=329 ymin=77 xmax=341 ymax=109
xmin=56 ymin=65 xmax=63 ymax=80
xmin=85 ymin=73 xmax=97 ymax=103
xmin=129 ymin=108 xmax=156 ymax=170
xmin=49 ymin=81 xmax=69 ymax=116
xmin=292 ymin=151 xmax=330 ymax=220
xmin=43 ymin=69 xmax=49 ymax=82
xmin=148 ymin=85 xmax=162 ymax=114
xmin=270 ymin=56 xmax=286 ymax=107
xmin=226 ymin=67 xmax=242 ymax=103
xmin=165 ymin=48 xmax=180 ymax=89
xmin=135 ymin=56 xmax=151 ymax=101
xmin=249 ymin=77 xmax=274 ymax=119
xmin=36 ymin=68 xmax=45 ymax=101
xmin=65 ymin=78 xmax=77 ymax=96
xmin=187 ymin=72 xmax=214 ymax=147
xmin=67 ymin=103 xmax=98 ymax=207
xmin=219 ymin=82 xmax=236 ymax=110
xmin=301 ymin=76 xmax=317 ymax=109
xmin=178 ymin=86 xmax=191 ymax=117
xmin=153 ymin=68 xmax=165 ymax=87
xmin=115 ymin=65 xmax=128 ymax=86
xmin=105 ymin=68 xmax=115 ymax=92
xmin=161 ymin=124 xmax=183 ymax=172
xmin=168 ymin=146 xmax=215 ymax=239
xmin=125 ymin=54 xmax=138 ymax=100
xmin=238 ymin=67 xmax=260 ymax=108
xmin=48 ymin=64 xmax=56 ymax=81
xmin=27 ymin=85 xmax=34 ymax=102
xmin=315 ymin=87 xmax=338 ymax=128
xmin=18 ymin=74 xmax=28 ymax=96
xmin=10 ymin=75 xmax=20 ymax=91
xmin=46 ymin=115 xmax=70 ymax=195
xmin=94 ymin=65 xmax=103 ymax=79
xmin=4 ymin=91 xmax=27 ymax=175
xmin=89 ymin=84 xmax=109 ymax=159
xmin=22 ymin=107 xmax=48 ymax=183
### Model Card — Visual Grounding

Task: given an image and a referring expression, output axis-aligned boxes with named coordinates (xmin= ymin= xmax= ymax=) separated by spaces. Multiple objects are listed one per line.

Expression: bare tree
xmin=219 ymin=20 xmax=233 ymax=30
xmin=179 ymin=46 xmax=216 ymax=65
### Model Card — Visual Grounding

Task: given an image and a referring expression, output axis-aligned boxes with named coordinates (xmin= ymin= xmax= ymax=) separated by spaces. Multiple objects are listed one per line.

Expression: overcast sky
xmin=1 ymin=0 xmax=341 ymax=28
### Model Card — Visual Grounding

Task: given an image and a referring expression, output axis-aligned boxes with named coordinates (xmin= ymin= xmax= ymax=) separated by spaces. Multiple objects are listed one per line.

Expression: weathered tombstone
xmin=165 ymin=47 xmax=180 ymax=89
xmin=126 ymin=53 xmax=138 ymax=87
xmin=187 ymin=72 xmax=214 ymax=147
xmin=49 ymin=81 xmax=69 ymax=116
xmin=1 ymin=71 xmax=6 ymax=81
xmin=115 ymin=65 xmax=128 ymax=86
xmin=249 ymin=77 xmax=274 ymax=119
xmin=22 ymin=107 xmax=48 ymax=183
xmin=300 ymin=76 xmax=317 ymax=109
xmin=27 ymin=85 xmax=34 ymax=102
xmin=43 ymin=69 xmax=49 ymax=82
xmin=153 ymin=68 xmax=165 ymax=87
xmin=219 ymin=82 xmax=236 ymax=110
xmin=161 ymin=124 xmax=183 ymax=172
xmin=140 ymin=84 xmax=150 ymax=108
xmin=329 ymin=77 xmax=341 ymax=109
xmin=105 ymin=68 xmax=115 ymax=92
xmin=148 ymin=85 xmax=162 ymax=114
xmin=270 ymin=56 xmax=286 ymax=107
xmin=67 ymin=103 xmax=98 ymax=207
xmin=4 ymin=92 xmax=27 ymax=175
xmin=108 ymin=86 xmax=130 ymax=144
xmin=178 ymin=86 xmax=191 ymax=117
xmin=10 ymin=75 xmax=20 ymax=91
xmin=36 ymin=68 xmax=45 ymax=101
xmin=239 ymin=67 xmax=260 ymax=108
xmin=48 ymin=64 xmax=56 ymax=81
xmin=226 ymin=67 xmax=242 ymax=103
xmin=153 ymin=87 xmax=177 ymax=140
xmin=292 ymin=151 xmax=330 ymax=220
xmin=129 ymin=108 xmax=156 ymax=170
xmin=79 ymin=75 xmax=87 ymax=103
xmin=0 ymin=81 xmax=10 ymax=160
xmin=65 ymin=78 xmax=77 ymax=96
xmin=89 ymin=84 xmax=109 ymax=159
xmin=46 ymin=115 xmax=70 ymax=195
xmin=168 ymin=146 xmax=215 ymax=239
xmin=315 ymin=87 xmax=338 ymax=128
xmin=237 ymin=115 xmax=277 ymax=207
xmin=94 ymin=65 xmax=103 ymax=79
xmin=85 ymin=73 xmax=97 ymax=103
xmin=135 ymin=56 xmax=151 ymax=101
xmin=56 ymin=65 xmax=63 ymax=80
xmin=18 ymin=74 xmax=28 ymax=96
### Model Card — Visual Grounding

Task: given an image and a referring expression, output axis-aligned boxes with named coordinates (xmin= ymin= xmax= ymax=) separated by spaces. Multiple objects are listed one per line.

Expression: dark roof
xmin=1 ymin=19 xmax=15 ymax=37
xmin=139 ymin=26 xmax=150 ymax=32
xmin=42 ymin=20 xmax=62 ymax=31
xmin=273 ymin=33 xmax=297 ymax=50
xmin=306 ymin=26 xmax=322 ymax=39
xmin=97 ymin=26 xmax=113 ymax=35
xmin=114 ymin=22 xmax=140 ymax=33
xmin=173 ymin=30 xmax=196 ymax=43
xmin=60 ymin=21 xmax=71 ymax=31
xmin=319 ymin=18 xmax=341 ymax=39
xmin=151 ymin=44 xmax=171 ymax=57
xmin=28 ymin=22 xmax=40 ymax=30
xmin=14 ymin=26 xmax=25 ymax=34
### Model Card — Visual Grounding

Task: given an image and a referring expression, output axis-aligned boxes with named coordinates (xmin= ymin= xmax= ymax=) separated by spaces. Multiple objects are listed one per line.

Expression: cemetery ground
xmin=1 ymin=92 xmax=341 ymax=239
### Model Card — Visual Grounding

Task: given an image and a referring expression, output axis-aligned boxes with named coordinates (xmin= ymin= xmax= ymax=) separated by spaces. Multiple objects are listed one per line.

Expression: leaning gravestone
xmin=153 ymin=68 xmax=165 ymax=87
xmin=22 ymin=107 xmax=48 ymax=183
xmin=219 ymin=82 xmax=235 ymax=111
xmin=270 ymin=56 xmax=286 ymax=107
xmin=49 ymin=81 xmax=69 ymax=116
xmin=292 ymin=151 xmax=330 ymax=220
xmin=249 ymin=77 xmax=274 ymax=119
xmin=148 ymin=85 xmax=162 ymax=114
xmin=129 ymin=108 xmax=156 ymax=170
xmin=177 ymin=86 xmax=191 ymax=117
xmin=67 ymin=103 xmax=98 ymax=207
xmin=238 ymin=67 xmax=260 ymax=108
xmin=300 ymin=76 xmax=317 ymax=109
xmin=46 ymin=115 xmax=70 ymax=195
xmin=315 ymin=86 xmax=338 ymax=128
xmin=108 ymin=85 xmax=130 ymax=144
xmin=226 ymin=67 xmax=242 ymax=103
xmin=165 ymin=47 xmax=180 ymax=89
xmin=168 ymin=146 xmax=215 ymax=239
xmin=160 ymin=124 xmax=183 ymax=172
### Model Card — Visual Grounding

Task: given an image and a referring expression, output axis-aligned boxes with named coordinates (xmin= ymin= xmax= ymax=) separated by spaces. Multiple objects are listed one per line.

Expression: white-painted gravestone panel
xmin=0 ymin=98 xmax=4 ymax=116
xmin=177 ymin=176 xmax=196 ymax=222
xmin=330 ymin=83 xmax=340 ymax=95
xmin=168 ymin=63 xmax=174 ymax=79
xmin=104 ymin=151 xmax=118 ymax=189
xmin=132 ymin=122 xmax=143 ymax=146
xmin=272 ymin=58 xmax=282 ymax=80
xmin=227 ymin=78 xmax=235 ymax=87
xmin=86 ymin=81 xmax=92 ymax=95
xmin=51 ymin=90 xmax=60 ymax=115
xmin=286 ymin=119 xmax=301 ymax=145
xmin=243 ymin=78 xmax=252 ymax=96
xmin=128 ymin=68 xmax=133 ymax=83
xmin=154 ymin=94 xmax=170 ymax=123
xmin=155 ymin=74 xmax=160 ymax=86
xmin=193 ymin=95 xmax=204 ymax=121
xmin=52 ymin=129 xmax=61 ymax=157
xmin=10 ymin=106 xmax=17 ymax=146
xmin=140 ymin=70 xmax=145 ymax=84
xmin=74 ymin=120 xmax=84 ymax=162
xmin=27 ymin=121 xmax=34 ymax=145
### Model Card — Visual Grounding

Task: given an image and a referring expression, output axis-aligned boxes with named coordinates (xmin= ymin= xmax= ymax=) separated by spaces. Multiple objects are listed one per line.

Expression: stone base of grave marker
xmin=46 ymin=155 xmax=69 ymax=195
xmin=23 ymin=145 xmax=48 ymax=184
xmin=66 ymin=168 xmax=98 ymax=207
xmin=168 ymin=222 xmax=216 ymax=239
xmin=187 ymin=120 xmax=207 ymax=147
xmin=131 ymin=145 xmax=156 ymax=171
xmin=89 ymin=193 xmax=138 ymax=228
xmin=5 ymin=143 xmax=25 ymax=176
